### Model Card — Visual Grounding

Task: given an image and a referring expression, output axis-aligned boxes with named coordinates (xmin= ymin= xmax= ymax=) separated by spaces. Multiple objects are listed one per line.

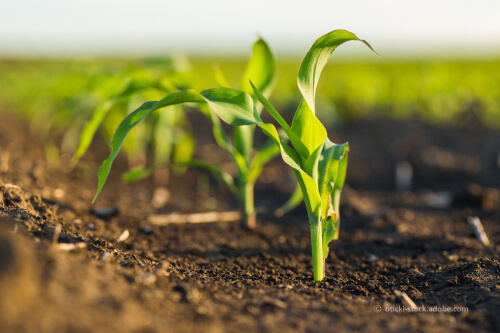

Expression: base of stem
xmin=242 ymin=212 xmax=256 ymax=229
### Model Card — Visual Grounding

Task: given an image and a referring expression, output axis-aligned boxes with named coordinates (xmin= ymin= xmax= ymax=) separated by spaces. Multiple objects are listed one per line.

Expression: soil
xmin=0 ymin=108 xmax=499 ymax=333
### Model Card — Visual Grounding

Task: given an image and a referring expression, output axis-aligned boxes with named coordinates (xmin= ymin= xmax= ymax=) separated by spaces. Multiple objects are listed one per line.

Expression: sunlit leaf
xmin=298 ymin=29 xmax=378 ymax=114
xmin=240 ymin=37 xmax=276 ymax=105
xmin=250 ymin=81 xmax=309 ymax=159
xmin=201 ymin=88 xmax=262 ymax=126
xmin=94 ymin=87 xmax=257 ymax=201
xmin=318 ymin=139 xmax=349 ymax=219
xmin=257 ymin=123 xmax=322 ymax=225
xmin=291 ymin=99 xmax=327 ymax=161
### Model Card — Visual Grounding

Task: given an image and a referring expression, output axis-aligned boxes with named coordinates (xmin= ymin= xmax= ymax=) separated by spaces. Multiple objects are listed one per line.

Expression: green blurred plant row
xmin=1 ymin=57 xmax=499 ymax=165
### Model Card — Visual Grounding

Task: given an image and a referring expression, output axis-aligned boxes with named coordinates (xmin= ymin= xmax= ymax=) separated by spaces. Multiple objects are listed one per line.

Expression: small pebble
xmin=87 ymin=223 xmax=97 ymax=230
xmin=116 ymin=230 xmax=130 ymax=242
xmin=139 ymin=226 xmax=153 ymax=235
xmin=422 ymin=191 xmax=452 ymax=208
xmin=91 ymin=206 xmax=119 ymax=218
xmin=151 ymin=187 xmax=170 ymax=208
xmin=409 ymin=268 xmax=425 ymax=276
xmin=53 ymin=188 xmax=65 ymax=199
xmin=100 ymin=252 xmax=112 ymax=261
xmin=56 ymin=242 xmax=87 ymax=251
xmin=120 ymin=260 xmax=130 ymax=267
xmin=395 ymin=160 xmax=413 ymax=191
xmin=137 ymin=273 xmax=157 ymax=285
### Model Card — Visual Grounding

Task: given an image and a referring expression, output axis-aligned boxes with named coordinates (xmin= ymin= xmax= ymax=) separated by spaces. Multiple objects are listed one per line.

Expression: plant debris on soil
xmin=0 ymin=109 xmax=499 ymax=333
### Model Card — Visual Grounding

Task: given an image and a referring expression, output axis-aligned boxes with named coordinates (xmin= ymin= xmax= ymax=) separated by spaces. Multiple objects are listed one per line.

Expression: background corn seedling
xmin=90 ymin=38 xmax=279 ymax=229
xmin=73 ymin=58 xmax=195 ymax=184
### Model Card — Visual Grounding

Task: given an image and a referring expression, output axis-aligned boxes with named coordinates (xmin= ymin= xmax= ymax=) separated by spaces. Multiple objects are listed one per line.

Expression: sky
xmin=1 ymin=0 xmax=500 ymax=58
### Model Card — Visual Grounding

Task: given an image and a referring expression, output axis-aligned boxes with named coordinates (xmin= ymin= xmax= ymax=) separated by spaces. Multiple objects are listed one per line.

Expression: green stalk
xmin=310 ymin=221 xmax=324 ymax=281
xmin=239 ymin=181 xmax=256 ymax=229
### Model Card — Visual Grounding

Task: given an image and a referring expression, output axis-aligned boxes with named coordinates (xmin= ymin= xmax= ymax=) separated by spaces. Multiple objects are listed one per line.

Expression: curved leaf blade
xmin=94 ymin=100 xmax=157 ymax=202
xmin=298 ymin=29 xmax=378 ymax=114
xmin=291 ymin=99 xmax=327 ymax=160
xmin=318 ymin=139 xmax=349 ymax=219
xmin=240 ymin=37 xmax=276 ymax=103
xmin=94 ymin=87 xmax=258 ymax=202
xmin=249 ymin=80 xmax=310 ymax=159
xmin=257 ymin=123 xmax=322 ymax=225
xmin=73 ymin=99 xmax=115 ymax=162
xmin=201 ymin=88 xmax=262 ymax=126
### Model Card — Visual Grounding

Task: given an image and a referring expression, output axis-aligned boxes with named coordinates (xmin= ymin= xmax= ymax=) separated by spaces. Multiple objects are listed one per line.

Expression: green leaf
xmin=291 ymin=99 xmax=327 ymax=160
xmin=73 ymin=75 xmax=176 ymax=163
xmin=298 ymin=29 xmax=378 ymax=114
xmin=240 ymin=37 xmax=276 ymax=106
xmin=249 ymin=81 xmax=309 ymax=159
xmin=233 ymin=37 xmax=276 ymax=167
xmin=201 ymin=88 xmax=262 ymax=126
xmin=232 ymin=149 xmax=249 ymax=178
xmin=94 ymin=100 xmax=157 ymax=201
xmin=257 ymin=123 xmax=322 ymax=226
xmin=122 ymin=165 xmax=154 ymax=183
xmin=317 ymin=139 xmax=348 ymax=258
xmin=181 ymin=159 xmax=236 ymax=194
xmin=94 ymin=87 xmax=254 ymax=201
xmin=257 ymin=123 xmax=301 ymax=170
xmin=322 ymin=208 xmax=339 ymax=259
xmin=274 ymin=185 xmax=303 ymax=217
xmin=303 ymin=140 xmax=325 ymax=182
xmin=233 ymin=125 xmax=254 ymax=166
xmin=332 ymin=148 xmax=348 ymax=240
xmin=73 ymin=99 xmax=115 ymax=162
xmin=199 ymin=104 xmax=232 ymax=152
xmin=172 ymin=132 xmax=196 ymax=172
xmin=120 ymin=77 xmax=163 ymax=97
xmin=247 ymin=138 xmax=280 ymax=184
xmin=318 ymin=139 xmax=349 ymax=220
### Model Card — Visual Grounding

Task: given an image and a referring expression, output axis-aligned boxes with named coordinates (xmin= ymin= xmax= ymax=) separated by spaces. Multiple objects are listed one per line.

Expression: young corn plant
xmin=184 ymin=37 xmax=277 ymax=228
xmin=210 ymin=29 xmax=376 ymax=281
xmin=92 ymin=38 xmax=277 ymax=229
xmin=73 ymin=64 xmax=195 ymax=183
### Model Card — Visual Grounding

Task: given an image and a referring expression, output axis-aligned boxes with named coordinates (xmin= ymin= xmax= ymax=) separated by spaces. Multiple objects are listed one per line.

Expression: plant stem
xmin=239 ymin=181 xmax=256 ymax=229
xmin=310 ymin=223 xmax=324 ymax=281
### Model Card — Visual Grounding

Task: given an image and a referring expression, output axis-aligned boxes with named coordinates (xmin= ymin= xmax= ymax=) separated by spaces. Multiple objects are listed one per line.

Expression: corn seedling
xmin=183 ymin=37 xmax=277 ymax=228
xmin=209 ymin=29 xmax=377 ymax=281
xmin=73 ymin=63 xmax=195 ymax=183
xmin=92 ymin=38 xmax=277 ymax=229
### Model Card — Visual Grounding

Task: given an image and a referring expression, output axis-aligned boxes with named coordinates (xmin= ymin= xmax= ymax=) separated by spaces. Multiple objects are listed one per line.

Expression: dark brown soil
xmin=0 ymin=109 xmax=499 ymax=333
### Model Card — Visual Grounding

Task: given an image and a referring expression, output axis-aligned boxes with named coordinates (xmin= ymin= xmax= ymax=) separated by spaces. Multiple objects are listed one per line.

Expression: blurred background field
xmin=1 ymin=0 xmax=499 ymax=174
xmin=1 ymin=57 xmax=499 ymax=152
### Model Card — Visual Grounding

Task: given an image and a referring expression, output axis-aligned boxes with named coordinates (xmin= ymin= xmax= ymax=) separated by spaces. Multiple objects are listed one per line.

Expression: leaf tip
xmin=360 ymin=39 xmax=380 ymax=56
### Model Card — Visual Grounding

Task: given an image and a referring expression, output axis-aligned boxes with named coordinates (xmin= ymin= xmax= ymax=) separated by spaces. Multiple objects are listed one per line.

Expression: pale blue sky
xmin=1 ymin=0 xmax=499 ymax=58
